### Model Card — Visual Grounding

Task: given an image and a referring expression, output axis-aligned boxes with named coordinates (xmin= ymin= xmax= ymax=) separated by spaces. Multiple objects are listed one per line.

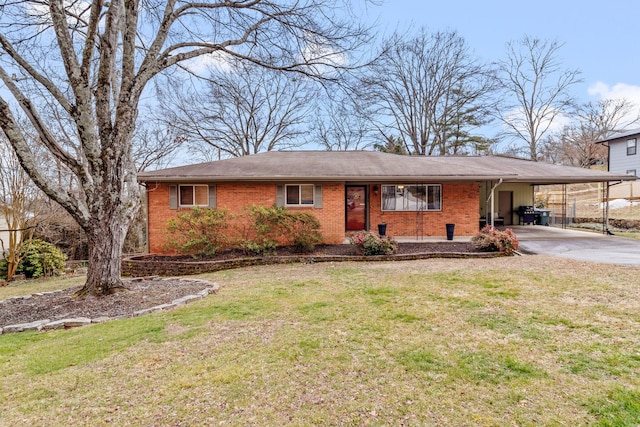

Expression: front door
xmin=346 ymin=185 xmax=368 ymax=231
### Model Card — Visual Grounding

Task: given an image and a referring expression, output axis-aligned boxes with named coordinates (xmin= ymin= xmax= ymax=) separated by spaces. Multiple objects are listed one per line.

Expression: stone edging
xmin=122 ymin=251 xmax=503 ymax=277
xmin=0 ymin=277 xmax=219 ymax=335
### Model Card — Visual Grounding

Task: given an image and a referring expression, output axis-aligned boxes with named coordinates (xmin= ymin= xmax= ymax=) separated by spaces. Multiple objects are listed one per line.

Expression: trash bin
xmin=536 ymin=209 xmax=550 ymax=226
xmin=446 ymin=223 xmax=455 ymax=240
xmin=377 ymin=223 xmax=387 ymax=236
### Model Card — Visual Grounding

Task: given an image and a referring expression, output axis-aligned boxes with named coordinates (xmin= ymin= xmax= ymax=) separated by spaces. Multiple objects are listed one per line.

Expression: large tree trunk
xmin=74 ymin=211 xmax=131 ymax=297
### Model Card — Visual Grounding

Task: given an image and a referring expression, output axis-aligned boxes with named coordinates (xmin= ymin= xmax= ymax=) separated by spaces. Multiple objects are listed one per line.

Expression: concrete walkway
xmin=512 ymin=225 xmax=640 ymax=266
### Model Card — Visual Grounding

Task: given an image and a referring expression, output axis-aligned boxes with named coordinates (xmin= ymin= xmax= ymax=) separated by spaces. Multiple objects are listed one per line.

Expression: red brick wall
xmin=368 ymin=183 xmax=480 ymax=238
xmin=146 ymin=183 xmax=174 ymax=254
xmin=146 ymin=182 xmax=345 ymax=253
xmin=216 ymin=182 xmax=345 ymax=245
xmin=145 ymin=181 xmax=480 ymax=254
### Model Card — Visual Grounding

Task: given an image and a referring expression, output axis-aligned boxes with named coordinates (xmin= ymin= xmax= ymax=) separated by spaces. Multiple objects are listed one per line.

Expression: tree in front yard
xmin=0 ymin=0 xmax=371 ymax=296
xmin=0 ymin=135 xmax=44 ymax=282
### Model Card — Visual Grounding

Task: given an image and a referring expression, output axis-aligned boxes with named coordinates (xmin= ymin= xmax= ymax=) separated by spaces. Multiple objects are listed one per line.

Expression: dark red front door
xmin=346 ymin=185 xmax=367 ymax=231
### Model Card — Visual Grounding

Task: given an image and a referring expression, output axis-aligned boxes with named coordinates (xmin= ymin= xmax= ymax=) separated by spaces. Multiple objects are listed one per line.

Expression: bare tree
xmin=314 ymin=88 xmax=374 ymax=151
xmin=0 ymin=135 xmax=43 ymax=282
xmin=132 ymin=122 xmax=186 ymax=172
xmin=362 ymin=28 xmax=498 ymax=155
xmin=544 ymin=98 xmax=639 ymax=167
xmin=159 ymin=59 xmax=316 ymax=159
xmin=498 ymin=36 xmax=581 ymax=160
xmin=0 ymin=0 xmax=371 ymax=296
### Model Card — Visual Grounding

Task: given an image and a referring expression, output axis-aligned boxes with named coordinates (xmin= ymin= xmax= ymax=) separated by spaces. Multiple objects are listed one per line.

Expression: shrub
xmin=349 ymin=231 xmax=398 ymax=256
xmin=238 ymin=205 xmax=283 ymax=254
xmin=240 ymin=205 xmax=322 ymax=254
xmin=18 ymin=239 xmax=67 ymax=278
xmin=287 ymin=212 xmax=323 ymax=253
xmin=471 ymin=226 xmax=519 ymax=255
xmin=238 ymin=238 xmax=278 ymax=255
xmin=0 ymin=259 xmax=7 ymax=281
xmin=165 ymin=207 xmax=232 ymax=257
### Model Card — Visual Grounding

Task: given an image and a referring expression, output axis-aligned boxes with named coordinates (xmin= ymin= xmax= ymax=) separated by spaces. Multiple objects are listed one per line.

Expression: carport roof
xmin=138 ymin=151 xmax=634 ymax=184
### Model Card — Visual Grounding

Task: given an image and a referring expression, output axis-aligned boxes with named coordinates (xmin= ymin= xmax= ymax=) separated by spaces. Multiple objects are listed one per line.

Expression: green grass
xmin=1 ymin=256 xmax=640 ymax=426
xmin=587 ymin=387 xmax=640 ymax=427
xmin=0 ymin=276 xmax=85 ymax=300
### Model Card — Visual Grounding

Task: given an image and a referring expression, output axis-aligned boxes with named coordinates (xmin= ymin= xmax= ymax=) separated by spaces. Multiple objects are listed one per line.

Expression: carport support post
xmin=488 ymin=179 xmax=503 ymax=227
xmin=604 ymin=181 xmax=611 ymax=234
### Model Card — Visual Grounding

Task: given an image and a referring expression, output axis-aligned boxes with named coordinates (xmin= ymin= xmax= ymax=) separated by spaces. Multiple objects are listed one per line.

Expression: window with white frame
xmin=627 ymin=138 xmax=637 ymax=155
xmin=285 ymin=184 xmax=314 ymax=206
xmin=627 ymin=169 xmax=637 ymax=177
xmin=381 ymin=184 xmax=442 ymax=211
xmin=179 ymin=184 xmax=209 ymax=207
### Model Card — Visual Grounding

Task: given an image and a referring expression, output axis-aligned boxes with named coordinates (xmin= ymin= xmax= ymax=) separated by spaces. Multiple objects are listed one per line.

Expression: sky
xmin=361 ymin=0 xmax=640 ymax=107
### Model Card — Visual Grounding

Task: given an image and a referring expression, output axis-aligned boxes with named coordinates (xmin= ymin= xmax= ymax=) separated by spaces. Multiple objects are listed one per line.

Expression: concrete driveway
xmin=513 ymin=225 xmax=640 ymax=266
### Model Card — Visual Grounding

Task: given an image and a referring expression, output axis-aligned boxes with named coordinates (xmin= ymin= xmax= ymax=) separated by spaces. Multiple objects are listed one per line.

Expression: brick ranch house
xmin=138 ymin=151 xmax=634 ymax=254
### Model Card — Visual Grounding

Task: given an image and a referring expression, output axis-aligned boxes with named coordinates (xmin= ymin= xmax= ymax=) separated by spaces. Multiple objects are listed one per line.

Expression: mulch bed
xmin=0 ymin=278 xmax=213 ymax=329
xmin=1 ymin=242 xmax=481 ymax=330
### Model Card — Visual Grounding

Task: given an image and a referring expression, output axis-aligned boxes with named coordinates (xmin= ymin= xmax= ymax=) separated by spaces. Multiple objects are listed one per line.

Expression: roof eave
xmin=137 ymin=174 xmax=515 ymax=183
xmin=502 ymin=176 xmax=635 ymax=184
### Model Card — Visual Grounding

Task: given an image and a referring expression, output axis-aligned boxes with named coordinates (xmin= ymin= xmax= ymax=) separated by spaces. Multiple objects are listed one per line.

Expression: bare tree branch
xmin=158 ymin=60 xmax=314 ymax=158
xmin=361 ymin=28 xmax=498 ymax=155
xmin=497 ymin=36 xmax=581 ymax=160
xmin=544 ymin=98 xmax=640 ymax=167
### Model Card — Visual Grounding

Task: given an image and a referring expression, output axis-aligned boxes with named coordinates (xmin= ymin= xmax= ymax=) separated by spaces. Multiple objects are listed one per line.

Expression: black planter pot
xmin=446 ymin=223 xmax=455 ymax=240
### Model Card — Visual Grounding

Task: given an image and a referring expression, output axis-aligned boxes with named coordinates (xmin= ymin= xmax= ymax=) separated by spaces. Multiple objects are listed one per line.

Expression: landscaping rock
xmin=42 ymin=320 xmax=68 ymax=330
xmin=63 ymin=318 xmax=92 ymax=328
xmin=171 ymin=294 xmax=203 ymax=306
xmin=3 ymin=319 xmax=50 ymax=333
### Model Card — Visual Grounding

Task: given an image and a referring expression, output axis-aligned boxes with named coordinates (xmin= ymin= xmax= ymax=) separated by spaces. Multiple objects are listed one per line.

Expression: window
xmin=627 ymin=169 xmax=637 ymax=177
xmin=179 ymin=185 xmax=209 ymax=207
xmin=381 ymin=184 xmax=442 ymax=211
xmin=285 ymin=184 xmax=314 ymax=206
xmin=627 ymin=138 xmax=637 ymax=155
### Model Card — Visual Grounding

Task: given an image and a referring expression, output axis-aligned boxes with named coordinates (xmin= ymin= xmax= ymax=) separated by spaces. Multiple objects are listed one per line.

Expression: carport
xmin=475 ymin=156 xmax=635 ymax=231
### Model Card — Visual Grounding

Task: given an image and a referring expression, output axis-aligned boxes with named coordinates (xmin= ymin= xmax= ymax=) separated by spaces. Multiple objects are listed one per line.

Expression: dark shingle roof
xmin=138 ymin=151 xmax=634 ymax=184
xmin=596 ymin=128 xmax=640 ymax=144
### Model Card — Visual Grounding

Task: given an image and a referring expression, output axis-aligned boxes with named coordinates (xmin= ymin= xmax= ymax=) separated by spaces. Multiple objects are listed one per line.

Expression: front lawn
xmin=1 ymin=256 xmax=639 ymax=426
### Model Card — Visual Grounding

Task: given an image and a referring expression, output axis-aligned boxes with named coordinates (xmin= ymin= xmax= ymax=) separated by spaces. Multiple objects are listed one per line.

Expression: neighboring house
xmin=597 ymin=129 xmax=640 ymax=179
xmin=138 ymin=151 xmax=634 ymax=254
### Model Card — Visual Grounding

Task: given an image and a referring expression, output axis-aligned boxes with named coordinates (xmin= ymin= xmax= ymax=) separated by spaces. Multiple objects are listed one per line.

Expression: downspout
xmin=141 ymin=182 xmax=150 ymax=254
xmin=486 ymin=178 xmax=503 ymax=227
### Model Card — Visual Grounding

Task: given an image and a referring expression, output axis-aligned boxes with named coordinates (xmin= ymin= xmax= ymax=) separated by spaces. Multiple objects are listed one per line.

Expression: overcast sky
xmin=362 ymin=0 xmax=640 ymax=107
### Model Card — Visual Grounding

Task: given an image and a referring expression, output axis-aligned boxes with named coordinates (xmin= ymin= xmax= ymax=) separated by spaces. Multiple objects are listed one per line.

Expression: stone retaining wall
xmin=122 ymin=252 xmax=502 ymax=277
